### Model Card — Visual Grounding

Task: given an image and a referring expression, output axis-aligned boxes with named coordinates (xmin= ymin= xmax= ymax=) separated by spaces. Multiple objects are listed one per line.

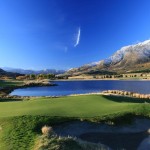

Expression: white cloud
xmin=74 ymin=27 xmax=81 ymax=47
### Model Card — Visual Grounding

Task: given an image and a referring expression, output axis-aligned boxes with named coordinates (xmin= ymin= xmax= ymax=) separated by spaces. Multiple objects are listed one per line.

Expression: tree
xmin=30 ymin=74 xmax=36 ymax=79
xmin=47 ymin=74 xmax=55 ymax=79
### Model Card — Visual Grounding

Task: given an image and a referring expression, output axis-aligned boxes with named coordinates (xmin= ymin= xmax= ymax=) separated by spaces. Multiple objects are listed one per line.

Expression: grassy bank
xmin=0 ymin=79 xmax=56 ymax=96
xmin=0 ymin=80 xmax=23 ymax=88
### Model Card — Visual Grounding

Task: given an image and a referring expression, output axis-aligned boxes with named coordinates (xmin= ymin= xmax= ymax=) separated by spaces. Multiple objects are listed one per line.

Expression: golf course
xmin=0 ymin=80 xmax=150 ymax=150
xmin=1 ymin=0 xmax=150 ymax=149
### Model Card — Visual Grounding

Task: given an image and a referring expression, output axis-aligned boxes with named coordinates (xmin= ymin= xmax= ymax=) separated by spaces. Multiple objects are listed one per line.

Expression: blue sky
xmin=0 ymin=0 xmax=150 ymax=70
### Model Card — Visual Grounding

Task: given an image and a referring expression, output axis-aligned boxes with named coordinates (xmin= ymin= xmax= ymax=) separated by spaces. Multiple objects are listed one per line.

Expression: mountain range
xmin=1 ymin=39 xmax=150 ymax=77
xmin=1 ymin=67 xmax=65 ymax=75
xmin=67 ymin=39 xmax=150 ymax=76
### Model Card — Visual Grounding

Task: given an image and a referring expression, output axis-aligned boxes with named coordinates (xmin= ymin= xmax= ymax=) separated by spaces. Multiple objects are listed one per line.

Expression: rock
xmin=102 ymin=90 xmax=150 ymax=100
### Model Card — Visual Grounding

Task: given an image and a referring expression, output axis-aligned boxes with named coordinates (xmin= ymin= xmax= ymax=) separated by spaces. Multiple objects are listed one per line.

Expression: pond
xmin=10 ymin=80 xmax=150 ymax=96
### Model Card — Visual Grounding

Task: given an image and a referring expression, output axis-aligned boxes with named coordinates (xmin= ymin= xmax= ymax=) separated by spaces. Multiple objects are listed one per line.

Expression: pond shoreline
xmin=1 ymin=88 xmax=150 ymax=100
xmin=51 ymin=77 xmax=150 ymax=81
xmin=0 ymin=80 xmax=57 ymax=98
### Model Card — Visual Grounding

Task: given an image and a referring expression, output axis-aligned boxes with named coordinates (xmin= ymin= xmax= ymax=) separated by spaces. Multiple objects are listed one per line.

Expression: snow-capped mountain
xmin=67 ymin=39 xmax=150 ymax=75
xmin=103 ymin=39 xmax=150 ymax=66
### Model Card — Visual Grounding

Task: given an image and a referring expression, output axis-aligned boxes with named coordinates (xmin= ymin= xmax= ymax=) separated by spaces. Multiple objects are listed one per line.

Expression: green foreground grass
xmin=0 ymin=95 xmax=136 ymax=117
xmin=0 ymin=95 xmax=150 ymax=150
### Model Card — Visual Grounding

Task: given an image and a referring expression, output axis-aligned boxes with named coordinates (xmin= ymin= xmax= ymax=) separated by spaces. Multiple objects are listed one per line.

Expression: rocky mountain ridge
xmin=67 ymin=39 xmax=150 ymax=75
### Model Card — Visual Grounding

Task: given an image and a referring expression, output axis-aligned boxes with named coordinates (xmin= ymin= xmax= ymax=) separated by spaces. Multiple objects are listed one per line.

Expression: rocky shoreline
xmin=69 ymin=90 xmax=150 ymax=100
xmin=102 ymin=90 xmax=150 ymax=99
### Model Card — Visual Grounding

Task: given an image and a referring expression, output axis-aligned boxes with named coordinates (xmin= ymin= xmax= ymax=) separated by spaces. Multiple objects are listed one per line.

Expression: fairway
xmin=0 ymin=95 xmax=135 ymax=118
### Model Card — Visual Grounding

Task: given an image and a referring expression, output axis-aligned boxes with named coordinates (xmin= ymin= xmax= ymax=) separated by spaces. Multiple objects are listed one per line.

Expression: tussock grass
xmin=0 ymin=116 xmax=75 ymax=150
xmin=41 ymin=125 xmax=53 ymax=136
xmin=34 ymin=134 xmax=82 ymax=150
xmin=34 ymin=126 xmax=109 ymax=150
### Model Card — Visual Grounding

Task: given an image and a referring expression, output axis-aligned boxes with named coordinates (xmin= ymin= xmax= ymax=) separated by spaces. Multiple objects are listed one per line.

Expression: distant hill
xmin=0 ymin=68 xmax=6 ymax=75
xmin=66 ymin=39 xmax=150 ymax=76
xmin=2 ymin=67 xmax=66 ymax=75
xmin=0 ymin=68 xmax=22 ymax=78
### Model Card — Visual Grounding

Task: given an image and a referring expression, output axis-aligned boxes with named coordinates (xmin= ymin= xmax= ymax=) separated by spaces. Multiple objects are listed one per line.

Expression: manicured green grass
xmin=0 ymin=95 xmax=136 ymax=118
xmin=0 ymin=95 xmax=150 ymax=150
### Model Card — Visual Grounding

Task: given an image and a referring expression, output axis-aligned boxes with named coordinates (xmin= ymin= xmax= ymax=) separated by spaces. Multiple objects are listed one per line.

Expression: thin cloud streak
xmin=74 ymin=27 xmax=81 ymax=47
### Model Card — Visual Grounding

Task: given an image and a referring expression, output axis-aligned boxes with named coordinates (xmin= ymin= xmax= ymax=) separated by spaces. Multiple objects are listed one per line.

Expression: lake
xmin=10 ymin=80 xmax=150 ymax=96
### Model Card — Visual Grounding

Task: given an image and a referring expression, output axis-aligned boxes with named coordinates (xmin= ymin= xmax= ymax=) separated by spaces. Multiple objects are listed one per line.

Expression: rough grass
xmin=34 ymin=134 xmax=83 ymax=150
xmin=34 ymin=125 xmax=113 ymax=150
xmin=0 ymin=116 xmax=80 ymax=150
xmin=34 ymin=133 xmax=110 ymax=150
xmin=0 ymin=95 xmax=150 ymax=149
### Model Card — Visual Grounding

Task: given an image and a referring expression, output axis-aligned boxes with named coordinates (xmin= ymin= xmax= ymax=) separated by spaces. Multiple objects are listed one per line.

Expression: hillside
xmin=0 ymin=68 xmax=22 ymax=78
xmin=67 ymin=40 xmax=150 ymax=76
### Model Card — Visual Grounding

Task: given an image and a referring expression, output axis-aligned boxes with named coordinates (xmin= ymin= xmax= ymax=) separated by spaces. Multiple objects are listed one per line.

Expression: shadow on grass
xmin=102 ymin=95 xmax=150 ymax=103
xmin=33 ymin=116 xmax=77 ymax=134
xmin=80 ymin=131 xmax=148 ymax=150
xmin=0 ymin=98 xmax=22 ymax=102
